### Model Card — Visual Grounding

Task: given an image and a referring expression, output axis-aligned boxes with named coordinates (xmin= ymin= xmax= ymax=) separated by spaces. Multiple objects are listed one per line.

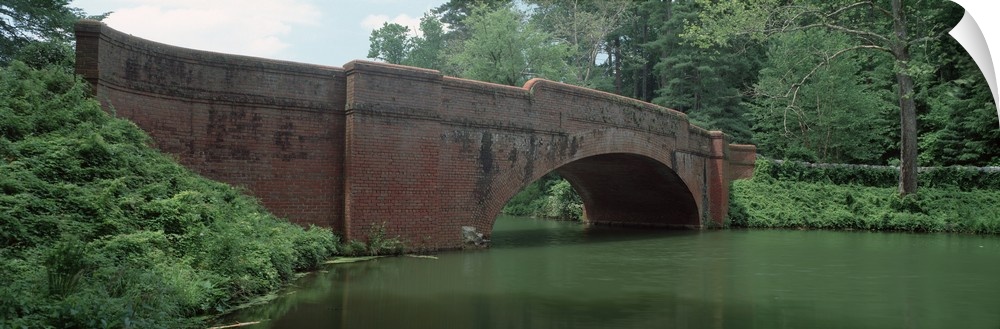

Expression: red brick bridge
xmin=75 ymin=21 xmax=756 ymax=249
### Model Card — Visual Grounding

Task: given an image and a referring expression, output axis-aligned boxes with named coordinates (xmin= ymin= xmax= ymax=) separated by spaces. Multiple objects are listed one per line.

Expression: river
xmin=223 ymin=215 xmax=1000 ymax=328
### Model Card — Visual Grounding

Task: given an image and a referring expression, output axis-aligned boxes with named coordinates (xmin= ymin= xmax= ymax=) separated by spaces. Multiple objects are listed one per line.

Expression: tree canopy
xmin=0 ymin=0 xmax=106 ymax=66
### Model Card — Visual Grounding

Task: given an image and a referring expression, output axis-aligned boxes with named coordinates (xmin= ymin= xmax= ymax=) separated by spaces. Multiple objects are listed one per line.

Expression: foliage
xmin=913 ymin=3 xmax=1000 ymax=166
xmin=448 ymin=4 xmax=574 ymax=86
xmin=728 ymin=174 xmax=1000 ymax=234
xmin=684 ymin=0 xmax=953 ymax=195
xmin=599 ymin=1 xmax=655 ymax=100
xmin=749 ymin=29 xmax=896 ymax=163
xmin=362 ymin=223 xmax=404 ymax=256
xmin=367 ymin=14 xmax=448 ymax=71
xmin=740 ymin=160 xmax=1000 ymax=232
xmin=13 ymin=39 xmax=75 ymax=70
xmin=527 ymin=0 xmax=632 ymax=87
xmin=647 ymin=0 xmax=759 ymax=143
xmin=501 ymin=176 xmax=551 ymax=217
xmin=502 ymin=173 xmax=583 ymax=221
xmin=406 ymin=13 xmax=447 ymax=70
xmin=367 ymin=22 xmax=411 ymax=64
xmin=0 ymin=62 xmax=340 ymax=328
xmin=337 ymin=224 xmax=404 ymax=257
xmin=541 ymin=179 xmax=583 ymax=220
xmin=431 ymin=0 xmax=511 ymax=40
xmin=0 ymin=0 xmax=106 ymax=65
xmin=755 ymin=159 xmax=1000 ymax=191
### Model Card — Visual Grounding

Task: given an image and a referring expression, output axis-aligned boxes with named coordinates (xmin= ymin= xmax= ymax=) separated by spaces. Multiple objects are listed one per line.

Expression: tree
xmin=406 ymin=13 xmax=447 ymax=70
xmin=0 ymin=0 xmax=104 ymax=65
xmin=432 ymin=0 xmax=511 ymax=40
xmin=750 ymin=29 xmax=895 ymax=163
xmin=528 ymin=0 xmax=632 ymax=87
xmin=685 ymin=0 xmax=943 ymax=196
xmin=913 ymin=3 xmax=1000 ymax=166
xmin=603 ymin=0 xmax=660 ymax=101
xmin=367 ymin=22 xmax=411 ymax=64
xmin=448 ymin=4 xmax=573 ymax=86
xmin=647 ymin=0 xmax=761 ymax=142
xmin=366 ymin=14 xmax=449 ymax=70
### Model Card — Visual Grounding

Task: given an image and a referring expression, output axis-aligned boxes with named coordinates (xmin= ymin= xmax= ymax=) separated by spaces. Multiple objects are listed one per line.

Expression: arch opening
xmin=495 ymin=152 xmax=700 ymax=236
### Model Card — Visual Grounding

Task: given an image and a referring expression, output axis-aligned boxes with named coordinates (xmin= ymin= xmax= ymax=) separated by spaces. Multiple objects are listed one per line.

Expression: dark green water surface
xmin=226 ymin=216 xmax=1000 ymax=328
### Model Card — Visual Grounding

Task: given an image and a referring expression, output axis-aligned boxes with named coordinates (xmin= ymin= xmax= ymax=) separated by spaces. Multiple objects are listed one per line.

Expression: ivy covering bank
xmin=0 ymin=62 xmax=339 ymax=327
xmin=729 ymin=160 xmax=1000 ymax=233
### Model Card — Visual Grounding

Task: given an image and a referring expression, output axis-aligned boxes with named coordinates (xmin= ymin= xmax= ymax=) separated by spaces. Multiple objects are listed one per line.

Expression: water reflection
xmin=222 ymin=216 xmax=1000 ymax=329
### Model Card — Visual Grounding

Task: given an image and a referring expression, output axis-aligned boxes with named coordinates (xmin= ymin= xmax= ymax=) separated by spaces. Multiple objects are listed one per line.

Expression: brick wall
xmin=75 ymin=20 xmax=347 ymax=230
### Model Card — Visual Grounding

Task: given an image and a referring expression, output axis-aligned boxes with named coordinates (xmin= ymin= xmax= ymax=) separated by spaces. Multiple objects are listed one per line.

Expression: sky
xmin=68 ymin=0 xmax=1000 ymax=119
xmin=69 ymin=0 xmax=448 ymax=67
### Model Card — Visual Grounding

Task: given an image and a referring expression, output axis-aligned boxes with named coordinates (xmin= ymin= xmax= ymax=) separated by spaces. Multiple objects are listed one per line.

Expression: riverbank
xmin=0 ymin=62 xmax=340 ymax=327
xmin=728 ymin=160 xmax=1000 ymax=233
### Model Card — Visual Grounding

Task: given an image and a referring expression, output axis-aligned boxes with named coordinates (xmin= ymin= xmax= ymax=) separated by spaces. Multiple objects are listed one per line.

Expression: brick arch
xmin=483 ymin=151 xmax=699 ymax=236
xmin=478 ymin=126 xmax=704 ymax=238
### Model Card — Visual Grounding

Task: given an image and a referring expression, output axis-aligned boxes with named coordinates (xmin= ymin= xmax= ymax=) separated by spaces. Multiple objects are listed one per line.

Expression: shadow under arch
xmin=558 ymin=153 xmax=700 ymax=227
xmin=487 ymin=152 xmax=700 ymax=237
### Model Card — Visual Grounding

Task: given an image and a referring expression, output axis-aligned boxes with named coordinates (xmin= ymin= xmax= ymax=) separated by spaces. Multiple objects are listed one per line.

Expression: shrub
xmin=757 ymin=158 xmax=1000 ymax=190
xmin=0 ymin=62 xmax=340 ymax=327
xmin=542 ymin=179 xmax=583 ymax=220
xmin=729 ymin=170 xmax=1000 ymax=234
xmin=502 ymin=173 xmax=584 ymax=221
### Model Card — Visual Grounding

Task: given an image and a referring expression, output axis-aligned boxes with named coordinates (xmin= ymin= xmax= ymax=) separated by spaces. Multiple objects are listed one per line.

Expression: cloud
xmin=101 ymin=0 xmax=320 ymax=58
xmin=360 ymin=13 xmax=422 ymax=36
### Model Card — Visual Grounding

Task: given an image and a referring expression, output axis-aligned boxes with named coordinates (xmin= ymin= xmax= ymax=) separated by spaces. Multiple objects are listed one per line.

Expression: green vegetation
xmin=447 ymin=4 xmax=574 ymax=86
xmin=756 ymin=160 xmax=1000 ymax=191
xmin=0 ymin=62 xmax=340 ymax=327
xmin=0 ymin=0 xmax=106 ymax=65
xmin=339 ymin=223 xmax=405 ymax=257
xmin=686 ymin=0 xmax=999 ymax=195
xmin=502 ymin=174 xmax=583 ymax=221
xmin=729 ymin=160 xmax=1000 ymax=233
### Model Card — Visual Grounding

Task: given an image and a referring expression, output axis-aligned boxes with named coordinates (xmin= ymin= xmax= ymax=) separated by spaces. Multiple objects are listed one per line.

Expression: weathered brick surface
xmin=75 ymin=20 xmax=346 ymax=230
xmin=76 ymin=22 xmax=755 ymax=250
xmin=728 ymin=144 xmax=758 ymax=180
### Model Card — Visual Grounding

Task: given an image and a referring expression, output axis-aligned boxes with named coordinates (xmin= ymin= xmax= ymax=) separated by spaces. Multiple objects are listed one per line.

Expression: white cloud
xmin=360 ymin=13 xmax=422 ymax=37
xmin=101 ymin=0 xmax=320 ymax=58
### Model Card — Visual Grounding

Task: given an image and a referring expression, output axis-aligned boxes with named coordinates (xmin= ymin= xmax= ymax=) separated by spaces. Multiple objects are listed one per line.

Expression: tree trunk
xmin=614 ymin=36 xmax=622 ymax=95
xmin=641 ymin=19 xmax=651 ymax=101
xmin=892 ymin=0 xmax=918 ymax=195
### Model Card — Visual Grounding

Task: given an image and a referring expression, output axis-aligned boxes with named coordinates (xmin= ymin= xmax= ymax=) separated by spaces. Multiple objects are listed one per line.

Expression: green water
xmin=225 ymin=216 xmax=1000 ymax=328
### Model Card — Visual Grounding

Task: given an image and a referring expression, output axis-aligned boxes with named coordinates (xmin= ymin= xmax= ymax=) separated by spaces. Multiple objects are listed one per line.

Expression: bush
xmin=729 ymin=166 xmax=1000 ymax=234
xmin=502 ymin=173 xmax=584 ymax=221
xmin=757 ymin=159 xmax=1000 ymax=190
xmin=542 ymin=179 xmax=583 ymax=220
xmin=0 ymin=62 xmax=340 ymax=327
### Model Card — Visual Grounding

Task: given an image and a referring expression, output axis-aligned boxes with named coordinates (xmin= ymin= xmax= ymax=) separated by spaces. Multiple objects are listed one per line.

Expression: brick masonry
xmin=75 ymin=21 xmax=756 ymax=250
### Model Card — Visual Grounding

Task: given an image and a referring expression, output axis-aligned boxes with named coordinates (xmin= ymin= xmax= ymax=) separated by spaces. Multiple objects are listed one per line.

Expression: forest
xmin=366 ymin=0 xmax=999 ymax=218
